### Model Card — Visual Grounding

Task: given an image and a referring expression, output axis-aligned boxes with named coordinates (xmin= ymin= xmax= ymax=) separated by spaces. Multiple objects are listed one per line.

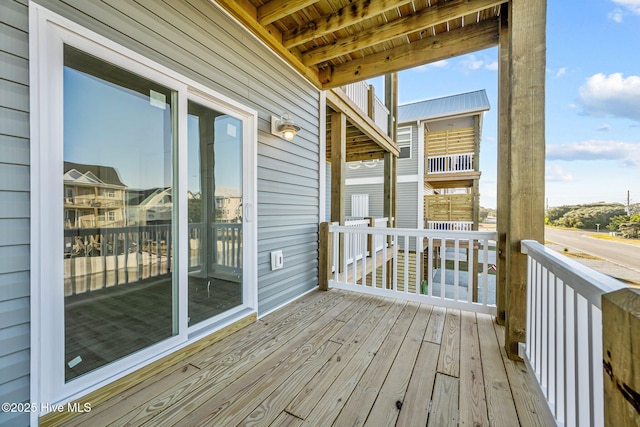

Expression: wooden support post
xmin=366 ymin=217 xmax=375 ymax=254
xmin=472 ymin=115 xmax=481 ymax=231
xmin=330 ymin=111 xmax=346 ymax=270
xmin=496 ymin=3 xmax=510 ymax=325
xmin=602 ymin=288 xmax=640 ymax=426
xmin=318 ymin=222 xmax=332 ymax=291
xmin=504 ymin=0 xmax=546 ymax=359
xmin=367 ymin=85 xmax=375 ymax=120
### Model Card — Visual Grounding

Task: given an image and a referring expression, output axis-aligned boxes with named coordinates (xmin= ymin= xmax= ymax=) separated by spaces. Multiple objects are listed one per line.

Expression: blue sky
xmin=371 ymin=1 xmax=640 ymax=209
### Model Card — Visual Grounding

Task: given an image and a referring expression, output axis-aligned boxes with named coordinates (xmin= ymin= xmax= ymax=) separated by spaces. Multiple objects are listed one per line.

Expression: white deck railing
xmin=373 ymin=96 xmax=389 ymax=133
xmin=521 ymin=240 xmax=626 ymax=427
xmin=427 ymin=153 xmax=475 ymax=174
xmin=342 ymin=81 xmax=369 ymax=113
xmin=328 ymin=224 xmax=497 ymax=315
xmin=342 ymin=82 xmax=389 ymax=135
xmin=427 ymin=221 xmax=473 ymax=231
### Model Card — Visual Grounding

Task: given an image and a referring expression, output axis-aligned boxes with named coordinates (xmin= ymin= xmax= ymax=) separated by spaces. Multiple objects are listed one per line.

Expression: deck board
xmin=59 ymin=289 xmax=553 ymax=427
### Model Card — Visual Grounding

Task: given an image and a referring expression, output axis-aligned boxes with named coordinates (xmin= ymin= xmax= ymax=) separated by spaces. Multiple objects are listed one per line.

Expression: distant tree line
xmin=546 ymin=202 xmax=640 ymax=238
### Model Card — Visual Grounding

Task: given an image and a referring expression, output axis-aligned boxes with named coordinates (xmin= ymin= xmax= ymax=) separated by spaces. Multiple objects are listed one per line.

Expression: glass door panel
xmin=187 ymin=101 xmax=243 ymax=326
xmin=63 ymin=46 xmax=176 ymax=381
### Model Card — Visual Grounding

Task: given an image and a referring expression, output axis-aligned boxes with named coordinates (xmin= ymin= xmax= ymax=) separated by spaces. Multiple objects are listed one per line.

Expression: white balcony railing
xmin=373 ymin=96 xmax=389 ymax=133
xmin=427 ymin=153 xmax=475 ymax=174
xmin=342 ymin=81 xmax=369 ymax=113
xmin=427 ymin=221 xmax=473 ymax=231
xmin=521 ymin=240 xmax=626 ymax=427
xmin=326 ymin=224 xmax=497 ymax=315
xmin=342 ymin=82 xmax=389 ymax=135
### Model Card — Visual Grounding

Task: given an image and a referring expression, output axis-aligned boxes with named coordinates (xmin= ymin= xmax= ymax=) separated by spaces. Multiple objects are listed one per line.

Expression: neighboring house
xmin=63 ymin=161 xmax=127 ymax=229
xmin=345 ymin=90 xmax=490 ymax=231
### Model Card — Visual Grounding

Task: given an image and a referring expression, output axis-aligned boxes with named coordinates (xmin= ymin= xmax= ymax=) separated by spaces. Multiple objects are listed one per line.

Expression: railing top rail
xmin=427 ymin=152 xmax=475 ymax=158
xmin=521 ymin=239 xmax=626 ymax=308
xmin=328 ymin=223 xmax=497 ymax=240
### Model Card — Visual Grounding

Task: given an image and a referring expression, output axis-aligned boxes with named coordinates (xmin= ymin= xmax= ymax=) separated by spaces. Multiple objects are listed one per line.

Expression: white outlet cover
xmin=271 ymin=250 xmax=284 ymax=270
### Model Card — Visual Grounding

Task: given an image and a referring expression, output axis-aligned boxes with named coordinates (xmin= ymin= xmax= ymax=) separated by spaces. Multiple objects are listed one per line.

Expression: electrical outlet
xmin=271 ymin=250 xmax=284 ymax=270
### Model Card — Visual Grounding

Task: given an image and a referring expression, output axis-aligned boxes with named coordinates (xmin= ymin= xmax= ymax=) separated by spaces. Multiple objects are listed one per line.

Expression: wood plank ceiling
xmin=213 ymin=0 xmax=504 ymax=89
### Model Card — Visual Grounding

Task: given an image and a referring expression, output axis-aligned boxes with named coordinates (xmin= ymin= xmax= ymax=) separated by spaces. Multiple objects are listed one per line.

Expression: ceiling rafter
xmin=283 ymin=0 xmax=415 ymax=49
xmin=302 ymin=0 xmax=505 ymax=66
xmin=258 ymin=0 xmax=318 ymax=26
xmin=321 ymin=18 xmax=499 ymax=88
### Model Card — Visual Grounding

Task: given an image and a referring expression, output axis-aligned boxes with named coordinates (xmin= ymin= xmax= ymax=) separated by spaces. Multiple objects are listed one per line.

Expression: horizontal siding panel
xmin=259 ymin=204 xmax=318 ymax=216
xmin=0 ymin=191 xmax=29 ymax=218
xmin=259 ymin=130 xmax=319 ymax=162
xmin=0 ymin=23 xmax=28 ymax=60
xmin=0 ymin=324 xmax=29 ymax=358
xmin=0 ymin=272 xmax=29 ymax=301
xmin=258 ymin=233 xmax=318 ymax=253
xmin=0 ymin=219 xmax=29 ymax=246
xmin=0 ymin=376 xmax=29 ymax=407
xmin=258 ymin=168 xmax=317 ymax=189
xmin=0 ymin=106 xmax=29 ymax=138
xmin=0 ymin=299 xmax=29 ymax=329
xmin=258 ymin=214 xmax=318 ymax=228
xmin=0 ymin=349 xmax=29 ymax=385
xmin=0 ymin=245 xmax=29 ymax=274
xmin=0 ymin=164 xmax=29 ymax=191
xmin=257 ymin=192 xmax=317 ymax=207
xmin=397 ymin=182 xmax=418 ymax=229
xmin=258 ymin=159 xmax=318 ymax=182
xmin=258 ymin=224 xmax=317 ymax=240
xmin=258 ymin=273 xmax=317 ymax=310
xmin=0 ymin=411 xmax=29 ymax=427
xmin=0 ymin=1 xmax=28 ymax=31
xmin=0 ymin=80 xmax=29 ymax=112
xmin=0 ymin=135 xmax=28 ymax=166
xmin=344 ymin=183 xmax=384 ymax=217
xmin=0 ymin=51 xmax=28 ymax=85
xmin=257 ymin=180 xmax=317 ymax=198
xmin=258 ymin=145 xmax=319 ymax=176
xmin=258 ymin=253 xmax=318 ymax=288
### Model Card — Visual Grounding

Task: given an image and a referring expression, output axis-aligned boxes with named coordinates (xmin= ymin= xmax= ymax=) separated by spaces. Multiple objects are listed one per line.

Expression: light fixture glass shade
xmin=275 ymin=113 xmax=300 ymax=141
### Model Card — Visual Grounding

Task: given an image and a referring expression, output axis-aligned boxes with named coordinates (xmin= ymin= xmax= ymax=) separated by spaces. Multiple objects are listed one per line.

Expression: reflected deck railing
xmin=63 ymin=222 xmax=242 ymax=295
xmin=321 ymin=222 xmax=497 ymax=315
xmin=521 ymin=240 xmax=626 ymax=427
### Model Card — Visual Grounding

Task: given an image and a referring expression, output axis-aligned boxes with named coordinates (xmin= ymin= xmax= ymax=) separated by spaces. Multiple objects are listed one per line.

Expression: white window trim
xmin=29 ymin=3 xmax=258 ymax=420
xmin=397 ymin=126 xmax=412 ymax=160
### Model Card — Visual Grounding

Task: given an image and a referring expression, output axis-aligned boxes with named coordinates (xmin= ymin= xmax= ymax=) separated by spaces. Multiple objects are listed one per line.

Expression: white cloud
xmin=417 ymin=60 xmax=449 ymax=71
xmin=555 ymin=67 xmax=567 ymax=78
xmin=578 ymin=73 xmax=640 ymax=121
xmin=609 ymin=8 xmax=624 ymax=22
xmin=461 ymin=55 xmax=484 ymax=71
xmin=613 ymin=0 xmax=640 ymax=14
xmin=485 ymin=61 xmax=498 ymax=71
xmin=546 ymin=164 xmax=574 ymax=182
xmin=547 ymin=139 xmax=640 ymax=166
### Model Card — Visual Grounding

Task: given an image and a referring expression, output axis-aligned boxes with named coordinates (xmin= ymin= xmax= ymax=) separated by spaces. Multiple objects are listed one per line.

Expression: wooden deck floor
xmin=60 ymin=289 xmax=553 ymax=427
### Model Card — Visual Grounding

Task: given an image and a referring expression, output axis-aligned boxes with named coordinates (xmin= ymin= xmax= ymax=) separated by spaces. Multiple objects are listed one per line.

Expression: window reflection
xmin=63 ymin=46 xmax=175 ymax=381
xmin=187 ymin=101 xmax=243 ymax=326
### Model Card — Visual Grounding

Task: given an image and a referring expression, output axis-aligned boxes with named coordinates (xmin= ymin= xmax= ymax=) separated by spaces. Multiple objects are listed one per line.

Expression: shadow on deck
xmin=58 ymin=289 xmax=553 ymax=426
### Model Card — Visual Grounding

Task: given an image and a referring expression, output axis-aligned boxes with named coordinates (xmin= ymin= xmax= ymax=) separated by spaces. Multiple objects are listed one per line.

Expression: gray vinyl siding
xmin=344 ymin=184 xmax=385 ymax=218
xmin=33 ymin=0 xmax=321 ymax=314
xmin=396 ymin=124 xmax=419 ymax=176
xmin=0 ymin=0 xmax=30 ymax=425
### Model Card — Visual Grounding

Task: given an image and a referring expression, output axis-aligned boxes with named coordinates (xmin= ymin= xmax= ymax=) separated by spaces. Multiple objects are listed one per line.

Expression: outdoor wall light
xmin=271 ymin=112 xmax=300 ymax=141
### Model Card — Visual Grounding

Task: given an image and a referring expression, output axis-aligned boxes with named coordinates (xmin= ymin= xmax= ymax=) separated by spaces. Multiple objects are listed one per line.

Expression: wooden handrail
xmin=602 ymin=287 xmax=640 ymax=426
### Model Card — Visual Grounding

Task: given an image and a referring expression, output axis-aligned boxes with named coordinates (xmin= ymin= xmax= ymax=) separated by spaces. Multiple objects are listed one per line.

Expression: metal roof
xmin=398 ymin=89 xmax=490 ymax=123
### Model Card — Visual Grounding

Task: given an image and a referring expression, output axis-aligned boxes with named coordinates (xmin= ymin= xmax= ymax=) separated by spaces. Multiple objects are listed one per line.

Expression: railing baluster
xmin=481 ymin=238 xmax=489 ymax=305
xmin=454 ymin=238 xmax=460 ymax=301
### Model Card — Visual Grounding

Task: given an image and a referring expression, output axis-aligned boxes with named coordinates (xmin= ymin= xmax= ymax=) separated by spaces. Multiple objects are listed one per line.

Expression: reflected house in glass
xmin=127 ymin=187 xmax=172 ymax=226
xmin=63 ymin=162 xmax=127 ymax=229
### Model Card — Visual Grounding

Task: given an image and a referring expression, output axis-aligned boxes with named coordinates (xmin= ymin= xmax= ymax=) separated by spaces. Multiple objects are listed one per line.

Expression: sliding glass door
xmin=187 ymin=101 xmax=243 ymax=326
xmin=63 ymin=46 xmax=177 ymax=381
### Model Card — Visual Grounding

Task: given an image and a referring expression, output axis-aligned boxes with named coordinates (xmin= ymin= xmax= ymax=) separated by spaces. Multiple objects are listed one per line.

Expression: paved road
xmin=545 ymin=227 xmax=640 ymax=273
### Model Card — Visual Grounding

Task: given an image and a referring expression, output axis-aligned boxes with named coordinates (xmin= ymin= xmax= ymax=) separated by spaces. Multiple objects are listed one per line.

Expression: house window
xmin=397 ymin=126 xmax=412 ymax=159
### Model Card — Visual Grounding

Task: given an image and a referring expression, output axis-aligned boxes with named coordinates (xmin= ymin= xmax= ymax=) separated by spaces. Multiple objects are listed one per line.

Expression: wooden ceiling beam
xmin=212 ymin=0 xmax=321 ymax=87
xmin=322 ymin=19 xmax=500 ymax=88
xmin=258 ymin=0 xmax=318 ymax=26
xmin=302 ymin=0 xmax=505 ymax=66
xmin=283 ymin=0 xmax=415 ymax=49
xmin=347 ymin=152 xmax=385 ymax=162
